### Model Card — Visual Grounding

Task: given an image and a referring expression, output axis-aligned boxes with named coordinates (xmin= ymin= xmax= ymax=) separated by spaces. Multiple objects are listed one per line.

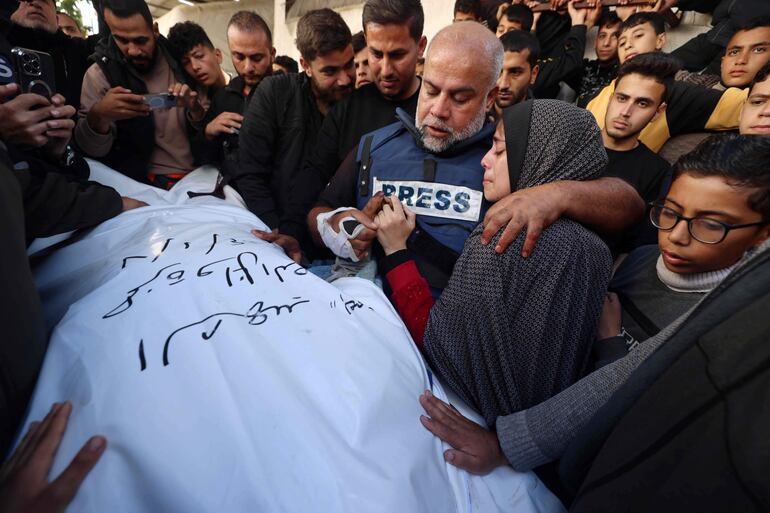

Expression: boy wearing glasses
xmin=595 ymin=134 xmax=770 ymax=366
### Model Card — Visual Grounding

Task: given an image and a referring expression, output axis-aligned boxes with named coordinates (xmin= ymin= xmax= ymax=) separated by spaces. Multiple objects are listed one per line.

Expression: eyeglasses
xmin=649 ymin=202 xmax=769 ymax=244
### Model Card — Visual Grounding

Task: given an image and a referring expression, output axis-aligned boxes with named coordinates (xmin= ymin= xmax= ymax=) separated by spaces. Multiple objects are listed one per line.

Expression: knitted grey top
xmin=423 ymin=100 xmax=613 ymax=426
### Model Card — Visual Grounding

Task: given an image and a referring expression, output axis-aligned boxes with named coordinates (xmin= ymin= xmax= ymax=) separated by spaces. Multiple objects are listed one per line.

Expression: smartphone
xmin=143 ymin=92 xmax=177 ymax=110
xmin=11 ymin=47 xmax=56 ymax=99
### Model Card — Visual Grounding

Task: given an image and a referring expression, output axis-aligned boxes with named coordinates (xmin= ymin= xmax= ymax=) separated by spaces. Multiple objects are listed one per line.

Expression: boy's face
xmin=658 ymin=173 xmax=770 ymax=274
xmin=496 ymin=17 xmax=522 ymax=38
xmin=181 ymin=44 xmax=223 ymax=88
xmin=595 ymin=22 xmax=621 ymax=63
xmin=453 ymin=11 xmax=479 ymax=23
xmin=617 ymin=22 xmax=665 ymax=64
xmin=740 ymin=75 xmax=770 ymax=135
xmin=720 ymin=26 xmax=770 ymax=88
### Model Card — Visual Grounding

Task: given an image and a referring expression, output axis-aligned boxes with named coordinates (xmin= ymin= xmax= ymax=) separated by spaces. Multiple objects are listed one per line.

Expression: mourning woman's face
xmin=480 ymin=121 xmax=511 ymax=202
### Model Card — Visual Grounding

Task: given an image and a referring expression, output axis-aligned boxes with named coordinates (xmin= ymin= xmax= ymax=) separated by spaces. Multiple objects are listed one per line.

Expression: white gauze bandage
xmin=316 ymin=207 xmax=366 ymax=262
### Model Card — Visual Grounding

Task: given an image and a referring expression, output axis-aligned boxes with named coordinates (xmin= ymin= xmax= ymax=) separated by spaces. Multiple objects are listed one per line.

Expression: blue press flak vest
xmin=355 ymin=108 xmax=493 ymax=257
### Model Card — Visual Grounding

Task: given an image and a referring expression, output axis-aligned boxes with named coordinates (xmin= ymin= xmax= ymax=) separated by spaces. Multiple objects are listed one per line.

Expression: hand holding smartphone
xmin=142 ymin=92 xmax=177 ymax=110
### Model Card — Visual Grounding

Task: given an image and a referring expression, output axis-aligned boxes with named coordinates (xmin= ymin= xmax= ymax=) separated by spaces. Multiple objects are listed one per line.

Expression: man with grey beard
xmin=308 ymin=22 xmax=501 ymax=290
xmin=301 ymin=21 xmax=643 ymax=291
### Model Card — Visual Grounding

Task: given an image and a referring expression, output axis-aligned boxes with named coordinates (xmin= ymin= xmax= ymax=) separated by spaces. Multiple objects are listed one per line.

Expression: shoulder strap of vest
xmin=409 ymin=225 xmax=460 ymax=283
xmin=423 ymin=159 xmax=436 ymax=183
xmin=358 ymin=135 xmax=374 ymax=197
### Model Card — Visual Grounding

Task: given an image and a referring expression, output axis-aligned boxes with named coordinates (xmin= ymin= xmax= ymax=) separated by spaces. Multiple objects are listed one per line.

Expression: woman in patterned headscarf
xmin=376 ymin=99 xmax=613 ymax=425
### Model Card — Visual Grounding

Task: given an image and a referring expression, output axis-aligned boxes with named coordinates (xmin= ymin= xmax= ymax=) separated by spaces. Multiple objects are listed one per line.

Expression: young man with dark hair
xmin=74 ymin=0 xmax=202 ymax=188
xmin=453 ymin=0 xmax=482 ymax=23
xmin=496 ymin=3 xmax=534 ymax=37
xmin=601 ymin=53 xmax=678 ymax=253
xmin=495 ymin=30 xmax=540 ymax=112
xmin=234 ymin=8 xmax=354 ymax=259
xmin=588 ymin=12 xmax=748 ymax=153
xmin=273 ymin=55 xmax=299 ymax=74
xmin=352 ymin=31 xmax=373 ymax=89
xmin=739 ymin=62 xmax=770 ymax=135
xmin=566 ymin=8 xmax=621 ymax=107
xmin=167 ymin=21 xmax=228 ymax=110
xmin=187 ymin=11 xmax=273 ymax=184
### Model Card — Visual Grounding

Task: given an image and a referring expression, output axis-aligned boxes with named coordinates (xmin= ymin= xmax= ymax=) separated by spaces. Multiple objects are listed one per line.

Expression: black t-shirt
xmin=303 ymin=81 xmax=420 ymax=188
xmin=604 ymin=143 xmax=671 ymax=204
xmin=602 ymin=143 xmax=672 ymax=255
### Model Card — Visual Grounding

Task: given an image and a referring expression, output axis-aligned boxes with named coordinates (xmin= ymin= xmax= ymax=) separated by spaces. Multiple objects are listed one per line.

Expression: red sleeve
xmin=385 ymin=259 xmax=435 ymax=350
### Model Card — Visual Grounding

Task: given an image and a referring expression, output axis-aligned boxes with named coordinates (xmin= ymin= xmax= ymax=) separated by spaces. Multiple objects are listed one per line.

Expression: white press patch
xmin=373 ymin=179 xmax=483 ymax=223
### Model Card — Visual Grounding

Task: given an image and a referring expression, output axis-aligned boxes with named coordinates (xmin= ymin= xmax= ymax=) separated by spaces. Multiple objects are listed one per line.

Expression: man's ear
xmin=300 ymin=56 xmax=312 ymax=77
xmin=418 ymin=35 xmax=428 ymax=58
xmin=153 ymin=21 xmax=160 ymax=38
xmin=270 ymin=46 xmax=277 ymax=63
xmin=530 ymin=63 xmax=540 ymax=85
xmin=656 ymin=32 xmax=667 ymax=51
xmin=486 ymin=85 xmax=499 ymax=111
xmin=215 ymin=48 xmax=222 ymax=65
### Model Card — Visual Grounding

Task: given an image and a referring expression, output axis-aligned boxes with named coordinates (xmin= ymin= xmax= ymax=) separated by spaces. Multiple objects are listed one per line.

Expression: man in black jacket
xmin=195 ymin=11 xmax=274 ymax=181
xmin=235 ymin=8 xmax=354 ymax=259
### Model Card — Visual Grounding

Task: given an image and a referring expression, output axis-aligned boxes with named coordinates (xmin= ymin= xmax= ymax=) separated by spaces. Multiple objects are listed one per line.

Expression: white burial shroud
xmin=23 ymin=161 xmax=565 ymax=513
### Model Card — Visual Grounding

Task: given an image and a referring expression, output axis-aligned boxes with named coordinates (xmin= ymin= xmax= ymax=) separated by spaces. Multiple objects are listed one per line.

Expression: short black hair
xmin=168 ymin=21 xmax=213 ymax=62
xmin=750 ymin=61 xmax=770 ymax=93
xmin=597 ymin=8 xmax=621 ymax=30
xmin=295 ymin=8 xmax=352 ymax=62
xmin=102 ymin=0 xmax=153 ymax=27
xmin=734 ymin=14 xmax=770 ymax=33
xmin=274 ymin=55 xmax=298 ymax=73
xmin=621 ymin=11 xmax=666 ymax=36
xmin=362 ymin=0 xmax=424 ymax=42
xmin=352 ymin=30 xmax=367 ymax=54
xmin=500 ymin=29 xmax=540 ymax=67
xmin=227 ymin=11 xmax=273 ymax=46
xmin=673 ymin=134 xmax=770 ymax=220
xmin=616 ymin=52 xmax=680 ymax=104
xmin=454 ymin=0 xmax=481 ymax=17
xmin=502 ymin=4 xmax=534 ymax=33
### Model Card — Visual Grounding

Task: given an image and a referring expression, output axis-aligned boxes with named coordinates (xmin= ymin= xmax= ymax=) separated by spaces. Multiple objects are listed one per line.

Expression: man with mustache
xmin=74 ymin=0 xmax=202 ymax=188
xmin=234 ymin=8 xmax=355 ymax=261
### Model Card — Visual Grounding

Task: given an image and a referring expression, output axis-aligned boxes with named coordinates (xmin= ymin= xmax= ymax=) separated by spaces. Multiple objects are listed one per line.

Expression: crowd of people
xmin=1 ymin=0 xmax=769 ymax=510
